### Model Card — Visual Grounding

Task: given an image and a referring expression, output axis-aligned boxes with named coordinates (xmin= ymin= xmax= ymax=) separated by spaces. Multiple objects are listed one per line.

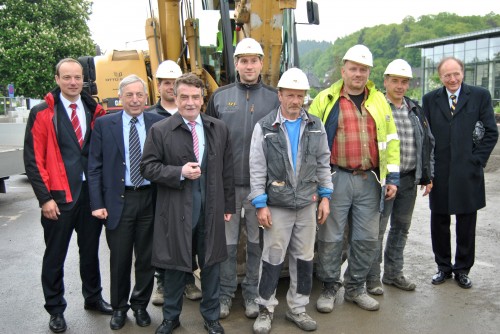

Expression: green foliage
xmin=0 ymin=0 xmax=95 ymax=98
xmin=299 ymin=12 xmax=500 ymax=90
xmin=494 ymin=104 xmax=500 ymax=114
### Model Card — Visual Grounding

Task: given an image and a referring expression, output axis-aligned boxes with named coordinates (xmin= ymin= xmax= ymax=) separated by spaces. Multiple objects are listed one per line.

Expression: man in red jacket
xmin=24 ymin=58 xmax=111 ymax=333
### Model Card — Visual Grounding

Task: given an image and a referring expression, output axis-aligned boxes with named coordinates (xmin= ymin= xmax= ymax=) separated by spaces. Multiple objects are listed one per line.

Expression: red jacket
xmin=24 ymin=87 xmax=105 ymax=206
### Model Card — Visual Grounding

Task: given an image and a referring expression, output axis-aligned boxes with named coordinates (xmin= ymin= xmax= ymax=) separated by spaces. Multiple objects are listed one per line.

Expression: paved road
xmin=1 ymin=141 xmax=499 ymax=333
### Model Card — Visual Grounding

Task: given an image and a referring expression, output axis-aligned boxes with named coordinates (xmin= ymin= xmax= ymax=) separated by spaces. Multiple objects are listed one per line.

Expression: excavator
xmin=80 ymin=0 xmax=320 ymax=111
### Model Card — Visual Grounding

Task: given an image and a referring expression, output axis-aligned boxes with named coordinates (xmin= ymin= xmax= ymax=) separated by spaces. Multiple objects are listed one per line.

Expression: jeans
xmin=367 ymin=172 xmax=417 ymax=281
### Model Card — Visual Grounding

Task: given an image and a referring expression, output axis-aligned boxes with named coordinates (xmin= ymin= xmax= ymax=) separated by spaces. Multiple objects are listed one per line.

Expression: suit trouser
xmin=105 ymin=188 xmax=155 ymax=311
xmin=41 ymin=183 xmax=103 ymax=315
xmin=220 ymin=185 xmax=261 ymax=301
xmin=256 ymin=204 xmax=316 ymax=314
xmin=162 ymin=214 xmax=220 ymax=321
xmin=431 ymin=211 xmax=477 ymax=275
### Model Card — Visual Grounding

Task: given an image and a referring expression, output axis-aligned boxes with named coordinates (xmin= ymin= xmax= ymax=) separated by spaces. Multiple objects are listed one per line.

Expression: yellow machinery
xmin=86 ymin=0 xmax=319 ymax=111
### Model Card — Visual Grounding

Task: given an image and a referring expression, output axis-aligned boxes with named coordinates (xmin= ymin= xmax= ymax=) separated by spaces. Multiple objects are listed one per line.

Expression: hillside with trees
xmin=299 ymin=12 xmax=500 ymax=97
xmin=0 ymin=0 xmax=95 ymax=98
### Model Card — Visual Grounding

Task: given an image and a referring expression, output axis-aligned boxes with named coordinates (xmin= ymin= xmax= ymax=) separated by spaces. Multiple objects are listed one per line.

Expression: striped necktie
xmin=450 ymin=94 xmax=457 ymax=116
xmin=69 ymin=103 xmax=83 ymax=147
xmin=129 ymin=117 xmax=144 ymax=187
xmin=189 ymin=121 xmax=199 ymax=162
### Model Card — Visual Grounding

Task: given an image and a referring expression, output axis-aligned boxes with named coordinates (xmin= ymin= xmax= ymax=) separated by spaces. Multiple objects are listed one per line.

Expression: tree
xmin=0 ymin=0 xmax=95 ymax=98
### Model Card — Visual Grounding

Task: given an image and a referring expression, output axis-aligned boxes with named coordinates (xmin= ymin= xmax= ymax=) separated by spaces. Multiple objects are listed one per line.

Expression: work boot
xmin=344 ymin=292 xmax=379 ymax=311
xmin=244 ymin=298 xmax=259 ymax=319
xmin=366 ymin=280 xmax=384 ymax=295
xmin=184 ymin=283 xmax=202 ymax=300
xmin=219 ymin=296 xmax=232 ymax=319
xmin=285 ymin=310 xmax=317 ymax=331
xmin=253 ymin=306 xmax=273 ymax=334
xmin=316 ymin=285 xmax=336 ymax=313
xmin=152 ymin=286 xmax=164 ymax=306
xmin=382 ymin=275 xmax=416 ymax=291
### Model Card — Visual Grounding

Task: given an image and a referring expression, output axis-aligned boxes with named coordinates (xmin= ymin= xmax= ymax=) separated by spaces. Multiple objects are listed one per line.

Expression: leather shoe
xmin=431 ymin=270 xmax=452 ymax=285
xmin=110 ymin=310 xmax=127 ymax=330
xmin=84 ymin=298 xmax=113 ymax=315
xmin=134 ymin=309 xmax=151 ymax=327
xmin=155 ymin=319 xmax=180 ymax=334
xmin=204 ymin=319 xmax=225 ymax=334
xmin=455 ymin=273 xmax=472 ymax=289
xmin=49 ymin=313 xmax=67 ymax=333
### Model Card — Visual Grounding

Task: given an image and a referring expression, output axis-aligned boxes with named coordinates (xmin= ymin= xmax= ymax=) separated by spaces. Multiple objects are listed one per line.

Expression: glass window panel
xmin=444 ymin=44 xmax=454 ymax=54
xmin=490 ymin=37 xmax=500 ymax=47
xmin=490 ymin=45 xmax=500 ymax=60
xmin=477 ymin=38 xmax=489 ymax=49
xmin=465 ymin=40 xmax=476 ymax=50
xmin=464 ymin=65 xmax=475 ymax=85
xmin=424 ymin=48 xmax=433 ymax=57
xmin=493 ymin=62 xmax=500 ymax=100
xmin=454 ymin=43 xmax=465 ymax=52
xmin=454 ymin=50 xmax=465 ymax=61
xmin=434 ymin=45 xmax=444 ymax=55
xmin=475 ymin=63 xmax=489 ymax=89
xmin=477 ymin=48 xmax=489 ymax=62
xmin=464 ymin=49 xmax=476 ymax=64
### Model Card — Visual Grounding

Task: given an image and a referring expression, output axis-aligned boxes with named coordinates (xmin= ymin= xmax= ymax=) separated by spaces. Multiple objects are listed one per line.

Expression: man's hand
xmin=92 ymin=208 xmax=108 ymax=220
xmin=181 ymin=162 xmax=201 ymax=180
xmin=41 ymin=199 xmax=60 ymax=220
xmin=317 ymin=197 xmax=330 ymax=225
xmin=256 ymin=207 xmax=272 ymax=229
xmin=224 ymin=213 xmax=232 ymax=222
xmin=420 ymin=180 xmax=433 ymax=196
xmin=385 ymin=184 xmax=398 ymax=200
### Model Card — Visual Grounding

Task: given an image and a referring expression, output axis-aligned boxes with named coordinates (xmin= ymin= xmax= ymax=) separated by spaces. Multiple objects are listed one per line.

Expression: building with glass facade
xmin=406 ymin=27 xmax=500 ymax=106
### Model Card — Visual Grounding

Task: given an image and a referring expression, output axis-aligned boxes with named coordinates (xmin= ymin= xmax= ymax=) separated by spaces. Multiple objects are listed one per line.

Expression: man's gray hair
xmin=118 ymin=75 xmax=147 ymax=95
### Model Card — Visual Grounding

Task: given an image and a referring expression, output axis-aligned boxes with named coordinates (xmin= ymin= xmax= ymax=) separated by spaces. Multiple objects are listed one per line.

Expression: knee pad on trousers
xmin=296 ymin=258 xmax=313 ymax=295
xmin=259 ymin=260 xmax=283 ymax=300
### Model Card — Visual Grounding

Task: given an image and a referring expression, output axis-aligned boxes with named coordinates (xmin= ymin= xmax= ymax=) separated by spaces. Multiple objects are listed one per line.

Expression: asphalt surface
xmin=1 ymin=140 xmax=499 ymax=334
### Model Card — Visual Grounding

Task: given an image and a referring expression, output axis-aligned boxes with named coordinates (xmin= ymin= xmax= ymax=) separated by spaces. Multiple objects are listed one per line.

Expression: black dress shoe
xmin=110 ymin=310 xmax=127 ymax=330
xmin=455 ymin=273 xmax=472 ymax=289
xmin=204 ymin=320 xmax=225 ymax=334
xmin=134 ymin=309 xmax=151 ymax=327
xmin=49 ymin=313 xmax=67 ymax=333
xmin=84 ymin=298 xmax=113 ymax=315
xmin=431 ymin=270 xmax=452 ymax=285
xmin=155 ymin=319 xmax=180 ymax=334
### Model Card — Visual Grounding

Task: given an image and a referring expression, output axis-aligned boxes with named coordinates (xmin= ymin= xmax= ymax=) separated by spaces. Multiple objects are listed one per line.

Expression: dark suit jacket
xmin=56 ymin=100 xmax=92 ymax=211
xmin=422 ymin=83 xmax=498 ymax=214
xmin=88 ymin=110 xmax=164 ymax=230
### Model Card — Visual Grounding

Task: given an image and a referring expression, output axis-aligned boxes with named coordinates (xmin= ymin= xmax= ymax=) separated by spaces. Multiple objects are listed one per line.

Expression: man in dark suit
xmin=24 ymin=58 xmax=112 ymax=333
xmin=88 ymin=75 xmax=164 ymax=330
xmin=141 ymin=73 xmax=235 ymax=334
xmin=422 ymin=56 xmax=498 ymax=289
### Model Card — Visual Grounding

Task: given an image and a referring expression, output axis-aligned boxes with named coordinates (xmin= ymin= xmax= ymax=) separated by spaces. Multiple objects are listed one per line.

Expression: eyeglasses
xmin=441 ymin=72 xmax=462 ymax=80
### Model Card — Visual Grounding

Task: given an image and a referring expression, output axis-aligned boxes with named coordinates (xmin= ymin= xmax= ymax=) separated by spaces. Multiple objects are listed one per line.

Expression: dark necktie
xmin=189 ymin=121 xmax=199 ymax=162
xmin=69 ymin=103 xmax=83 ymax=147
xmin=450 ymin=94 xmax=457 ymax=116
xmin=129 ymin=117 xmax=144 ymax=187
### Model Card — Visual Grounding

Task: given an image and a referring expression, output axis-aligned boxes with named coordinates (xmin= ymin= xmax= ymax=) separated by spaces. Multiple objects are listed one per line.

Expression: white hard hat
xmin=342 ymin=44 xmax=373 ymax=67
xmin=234 ymin=38 xmax=264 ymax=57
xmin=384 ymin=59 xmax=413 ymax=78
xmin=277 ymin=68 xmax=310 ymax=90
xmin=156 ymin=60 xmax=182 ymax=79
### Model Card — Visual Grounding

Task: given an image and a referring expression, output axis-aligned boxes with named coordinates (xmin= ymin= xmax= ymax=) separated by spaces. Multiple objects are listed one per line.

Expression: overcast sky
xmin=88 ymin=0 xmax=499 ymax=52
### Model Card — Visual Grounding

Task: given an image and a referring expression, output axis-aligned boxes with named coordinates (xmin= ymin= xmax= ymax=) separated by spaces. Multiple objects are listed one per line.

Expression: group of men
xmin=24 ymin=37 xmax=497 ymax=334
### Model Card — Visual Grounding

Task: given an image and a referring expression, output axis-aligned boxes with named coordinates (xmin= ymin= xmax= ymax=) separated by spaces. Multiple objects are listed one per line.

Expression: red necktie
xmin=70 ymin=103 xmax=84 ymax=148
xmin=188 ymin=121 xmax=199 ymax=162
